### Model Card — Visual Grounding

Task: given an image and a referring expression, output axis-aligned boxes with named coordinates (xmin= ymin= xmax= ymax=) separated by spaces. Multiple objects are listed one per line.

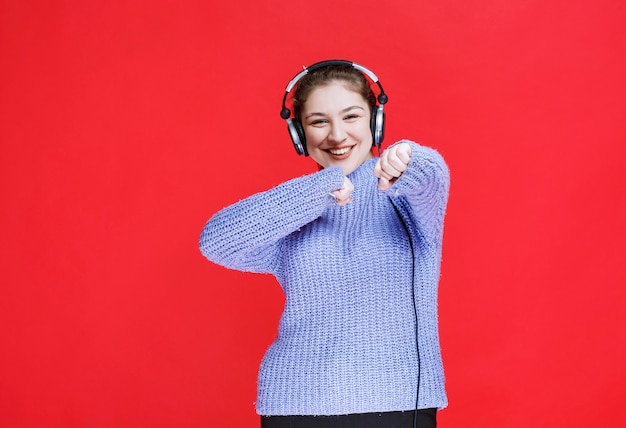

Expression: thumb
xmin=378 ymin=177 xmax=391 ymax=191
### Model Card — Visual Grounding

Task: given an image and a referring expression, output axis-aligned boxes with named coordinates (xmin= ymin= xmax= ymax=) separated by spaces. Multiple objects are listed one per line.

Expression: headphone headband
xmin=280 ymin=60 xmax=388 ymax=156
xmin=281 ymin=60 xmax=387 ymax=119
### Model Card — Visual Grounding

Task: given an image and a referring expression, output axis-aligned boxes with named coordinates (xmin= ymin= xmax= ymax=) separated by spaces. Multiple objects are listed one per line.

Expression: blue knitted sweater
xmin=199 ymin=140 xmax=450 ymax=416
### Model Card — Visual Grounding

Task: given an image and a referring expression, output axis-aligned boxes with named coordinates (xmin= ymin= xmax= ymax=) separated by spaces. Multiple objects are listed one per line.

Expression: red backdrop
xmin=1 ymin=0 xmax=625 ymax=426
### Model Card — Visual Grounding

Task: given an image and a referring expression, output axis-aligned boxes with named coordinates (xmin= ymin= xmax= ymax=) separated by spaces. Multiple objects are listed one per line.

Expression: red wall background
xmin=1 ymin=0 xmax=625 ymax=426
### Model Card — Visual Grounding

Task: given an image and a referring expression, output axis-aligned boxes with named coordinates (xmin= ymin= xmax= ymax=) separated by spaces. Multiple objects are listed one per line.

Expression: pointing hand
xmin=331 ymin=176 xmax=354 ymax=206
xmin=374 ymin=142 xmax=411 ymax=191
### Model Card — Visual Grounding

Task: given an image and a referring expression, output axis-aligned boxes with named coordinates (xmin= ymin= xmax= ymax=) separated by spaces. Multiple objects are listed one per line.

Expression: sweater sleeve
xmin=199 ymin=166 xmax=346 ymax=274
xmin=386 ymin=140 xmax=450 ymax=244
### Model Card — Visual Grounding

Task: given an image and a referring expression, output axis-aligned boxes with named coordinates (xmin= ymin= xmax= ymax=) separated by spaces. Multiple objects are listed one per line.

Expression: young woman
xmin=199 ymin=60 xmax=450 ymax=428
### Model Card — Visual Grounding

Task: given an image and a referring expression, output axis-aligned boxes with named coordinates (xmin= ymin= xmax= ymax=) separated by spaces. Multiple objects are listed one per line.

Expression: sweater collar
xmin=347 ymin=157 xmax=378 ymax=184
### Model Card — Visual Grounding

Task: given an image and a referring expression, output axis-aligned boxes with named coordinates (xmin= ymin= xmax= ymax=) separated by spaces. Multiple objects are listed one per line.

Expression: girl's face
xmin=301 ymin=81 xmax=374 ymax=175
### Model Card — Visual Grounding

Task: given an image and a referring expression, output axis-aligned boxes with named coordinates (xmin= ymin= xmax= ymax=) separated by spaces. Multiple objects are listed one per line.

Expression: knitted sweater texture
xmin=199 ymin=140 xmax=450 ymax=416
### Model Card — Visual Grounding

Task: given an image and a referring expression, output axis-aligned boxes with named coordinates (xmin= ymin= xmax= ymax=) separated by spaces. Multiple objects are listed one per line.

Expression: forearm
xmin=199 ymin=166 xmax=345 ymax=273
xmin=387 ymin=140 xmax=450 ymax=242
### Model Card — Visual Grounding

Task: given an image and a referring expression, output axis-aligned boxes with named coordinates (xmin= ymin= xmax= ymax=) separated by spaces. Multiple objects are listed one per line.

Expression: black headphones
xmin=280 ymin=60 xmax=388 ymax=156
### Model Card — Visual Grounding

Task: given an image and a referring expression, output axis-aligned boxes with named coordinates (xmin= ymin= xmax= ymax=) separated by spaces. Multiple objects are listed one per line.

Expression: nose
xmin=327 ymin=122 xmax=347 ymax=144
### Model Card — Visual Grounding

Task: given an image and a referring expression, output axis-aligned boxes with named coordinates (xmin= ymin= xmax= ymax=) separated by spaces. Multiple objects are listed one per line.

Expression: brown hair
xmin=292 ymin=65 xmax=377 ymax=120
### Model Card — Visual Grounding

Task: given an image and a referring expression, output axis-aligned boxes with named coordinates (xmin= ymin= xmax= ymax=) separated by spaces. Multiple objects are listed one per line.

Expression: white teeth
xmin=328 ymin=147 xmax=351 ymax=155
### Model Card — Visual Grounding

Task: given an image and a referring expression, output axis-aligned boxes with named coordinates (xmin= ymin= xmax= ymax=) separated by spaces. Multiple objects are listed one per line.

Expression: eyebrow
xmin=304 ymin=105 xmax=366 ymax=119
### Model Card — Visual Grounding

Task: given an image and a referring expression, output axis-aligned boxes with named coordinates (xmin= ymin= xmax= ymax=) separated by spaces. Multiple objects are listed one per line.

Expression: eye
xmin=343 ymin=113 xmax=361 ymax=121
xmin=309 ymin=119 xmax=328 ymax=127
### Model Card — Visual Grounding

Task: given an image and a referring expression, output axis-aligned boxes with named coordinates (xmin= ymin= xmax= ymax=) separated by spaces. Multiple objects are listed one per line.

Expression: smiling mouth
xmin=327 ymin=146 xmax=352 ymax=156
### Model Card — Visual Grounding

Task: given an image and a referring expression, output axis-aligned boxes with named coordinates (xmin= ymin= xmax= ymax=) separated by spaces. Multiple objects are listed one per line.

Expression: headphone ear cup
xmin=288 ymin=118 xmax=308 ymax=156
xmin=370 ymin=106 xmax=385 ymax=149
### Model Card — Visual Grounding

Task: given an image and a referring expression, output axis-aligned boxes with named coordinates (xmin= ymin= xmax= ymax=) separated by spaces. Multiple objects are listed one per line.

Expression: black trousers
xmin=261 ymin=409 xmax=437 ymax=428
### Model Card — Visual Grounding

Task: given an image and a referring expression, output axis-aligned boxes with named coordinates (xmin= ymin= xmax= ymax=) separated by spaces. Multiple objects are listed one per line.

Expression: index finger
xmin=395 ymin=143 xmax=412 ymax=164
